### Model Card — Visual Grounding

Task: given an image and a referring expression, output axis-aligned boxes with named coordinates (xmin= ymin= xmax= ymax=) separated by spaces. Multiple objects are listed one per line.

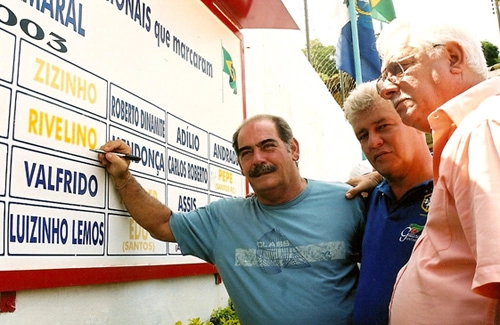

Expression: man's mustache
xmin=249 ymin=164 xmax=277 ymax=178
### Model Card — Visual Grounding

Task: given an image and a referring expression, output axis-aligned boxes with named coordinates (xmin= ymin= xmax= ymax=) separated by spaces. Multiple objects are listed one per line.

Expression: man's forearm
xmin=115 ymin=173 xmax=175 ymax=242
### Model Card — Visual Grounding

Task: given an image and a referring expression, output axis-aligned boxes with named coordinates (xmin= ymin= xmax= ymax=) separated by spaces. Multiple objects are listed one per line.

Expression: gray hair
xmin=232 ymin=114 xmax=294 ymax=156
xmin=376 ymin=18 xmax=488 ymax=78
xmin=343 ymin=80 xmax=390 ymax=125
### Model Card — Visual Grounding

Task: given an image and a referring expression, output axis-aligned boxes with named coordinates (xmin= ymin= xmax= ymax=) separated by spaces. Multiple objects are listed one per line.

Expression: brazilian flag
xmin=222 ymin=46 xmax=237 ymax=94
xmin=370 ymin=0 xmax=396 ymax=23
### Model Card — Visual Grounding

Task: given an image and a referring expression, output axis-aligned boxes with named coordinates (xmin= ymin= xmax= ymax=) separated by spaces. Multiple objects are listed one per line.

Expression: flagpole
xmin=348 ymin=0 xmax=363 ymax=84
xmin=494 ymin=0 xmax=500 ymax=40
xmin=304 ymin=0 xmax=311 ymax=61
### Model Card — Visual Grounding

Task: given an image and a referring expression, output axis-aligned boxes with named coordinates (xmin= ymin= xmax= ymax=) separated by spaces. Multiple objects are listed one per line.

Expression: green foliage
xmin=303 ymin=38 xmax=338 ymax=80
xmin=481 ymin=40 xmax=500 ymax=67
xmin=176 ymin=300 xmax=240 ymax=325
xmin=302 ymin=39 xmax=356 ymax=106
xmin=179 ymin=318 xmax=205 ymax=325
xmin=209 ymin=300 xmax=240 ymax=325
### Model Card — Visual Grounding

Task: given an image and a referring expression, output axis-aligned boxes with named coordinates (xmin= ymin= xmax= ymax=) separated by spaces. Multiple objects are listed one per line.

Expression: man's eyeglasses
xmin=376 ymin=53 xmax=415 ymax=93
xmin=376 ymin=44 xmax=444 ymax=93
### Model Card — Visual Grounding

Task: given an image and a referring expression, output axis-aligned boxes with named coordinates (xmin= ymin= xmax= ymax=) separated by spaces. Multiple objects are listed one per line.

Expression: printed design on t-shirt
xmin=399 ymin=223 xmax=424 ymax=243
xmin=421 ymin=193 xmax=432 ymax=213
xmin=234 ymin=228 xmax=346 ymax=274
xmin=255 ymin=228 xmax=310 ymax=274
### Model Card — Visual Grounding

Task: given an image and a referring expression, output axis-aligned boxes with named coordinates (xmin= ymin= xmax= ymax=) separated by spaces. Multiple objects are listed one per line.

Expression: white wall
xmin=0 ymin=28 xmax=361 ymax=325
xmin=0 ymin=276 xmax=229 ymax=325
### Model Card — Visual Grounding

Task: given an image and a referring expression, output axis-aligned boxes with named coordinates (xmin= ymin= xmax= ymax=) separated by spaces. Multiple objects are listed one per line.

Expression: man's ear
xmin=291 ymin=138 xmax=300 ymax=161
xmin=444 ymin=41 xmax=466 ymax=74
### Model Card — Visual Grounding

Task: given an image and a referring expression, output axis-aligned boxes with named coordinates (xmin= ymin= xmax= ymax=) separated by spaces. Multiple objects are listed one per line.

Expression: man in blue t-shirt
xmin=343 ymin=81 xmax=433 ymax=325
xmin=96 ymin=114 xmax=365 ymax=325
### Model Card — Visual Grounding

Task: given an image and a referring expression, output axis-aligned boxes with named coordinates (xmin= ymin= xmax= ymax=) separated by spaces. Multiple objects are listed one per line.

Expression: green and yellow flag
xmin=222 ymin=46 xmax=237 ymax=94
xmin=370 ymin=0 xmax=396 ymax=23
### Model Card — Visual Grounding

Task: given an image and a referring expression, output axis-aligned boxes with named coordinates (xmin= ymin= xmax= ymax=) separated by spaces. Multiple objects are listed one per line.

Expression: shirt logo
xmin=399 ymin=223 xmax=424 ymax=243
xmin=421 ymin=193 xmax=432 ymax=212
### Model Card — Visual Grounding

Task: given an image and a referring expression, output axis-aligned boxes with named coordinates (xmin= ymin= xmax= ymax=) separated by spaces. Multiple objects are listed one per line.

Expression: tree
xmin=302 ymin=39 xmax=338 ymax=81
xmin=481 ymin=41 xmax=500 ymax=67
xmin=302 ymin=39 xmax=356 ymax=106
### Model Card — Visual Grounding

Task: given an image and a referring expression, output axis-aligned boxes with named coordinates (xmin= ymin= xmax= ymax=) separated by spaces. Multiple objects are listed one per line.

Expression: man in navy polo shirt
xmin=343 ymin=81 xmax=433 ymax=325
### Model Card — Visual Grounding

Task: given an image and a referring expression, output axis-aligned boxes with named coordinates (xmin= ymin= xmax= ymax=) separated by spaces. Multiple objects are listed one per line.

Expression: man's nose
xmin=251 ymin=147 xmax=266 ymax=163
xmin=368 ymin=133 xmax=384 ymax=149
xmin=378 ymin=79 xmax=399 ymax=100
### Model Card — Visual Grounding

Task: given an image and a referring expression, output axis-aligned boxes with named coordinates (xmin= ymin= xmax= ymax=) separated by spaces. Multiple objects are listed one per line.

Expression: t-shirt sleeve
xmin=170 ymin=204 xmax=220 ymax=263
